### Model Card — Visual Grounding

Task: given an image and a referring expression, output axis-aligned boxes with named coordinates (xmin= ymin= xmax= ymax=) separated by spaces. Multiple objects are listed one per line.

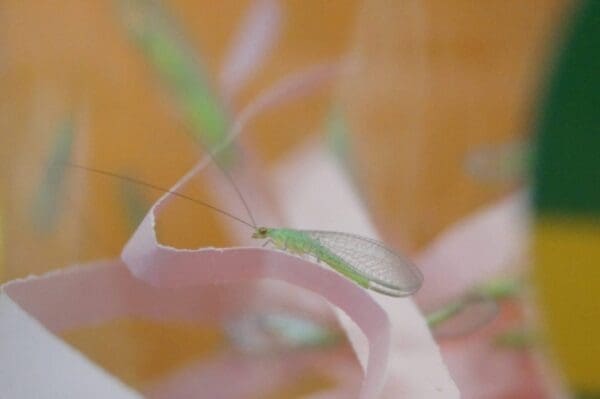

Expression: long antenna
xmin=202 ymin=148 xmax=258 ymax=228
xmin=188 ymin=63 xmax=341 ymax=231
xmin=66 ymin=162 xmax=256 ymax=230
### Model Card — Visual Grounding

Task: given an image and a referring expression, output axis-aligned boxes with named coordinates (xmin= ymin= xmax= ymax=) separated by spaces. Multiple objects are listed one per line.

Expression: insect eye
xmin=259 ymin=227 xmax=267 ymax=234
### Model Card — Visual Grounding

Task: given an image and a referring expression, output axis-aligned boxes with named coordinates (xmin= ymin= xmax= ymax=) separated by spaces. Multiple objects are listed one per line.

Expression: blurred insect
xmin=493 ymin=328 xmax=536 ymax=350
xmin=426 ymin=292 xmax=499 ymax=338
xmin=66 ymin=162 xmax=423 ymax=298
xmin=426 ymin=278 xmax=521 ymax=338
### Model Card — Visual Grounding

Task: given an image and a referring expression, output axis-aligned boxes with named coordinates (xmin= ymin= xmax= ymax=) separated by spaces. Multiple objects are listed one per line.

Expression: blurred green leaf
xmin=119 ymin=178 xmax=150 ymax=230
xmin=119 ymin=0 xmax=231 ymax=161
xmin=31 ymin=120 xmax=74 ymax=233
xmin=327 ymin=107 xmax=350 ymax=164
xmin=326 ymin=106 xmax=366 ymax=203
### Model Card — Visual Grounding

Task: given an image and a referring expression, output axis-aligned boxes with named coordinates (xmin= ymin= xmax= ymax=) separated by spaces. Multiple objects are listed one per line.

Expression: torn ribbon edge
xmin=0 ymin=260 xmax=357 ymax=399
xmin=0 ymin=262 xmax=142 ymax=399
xmin=120 ymin=158 xmax=392 ymax=398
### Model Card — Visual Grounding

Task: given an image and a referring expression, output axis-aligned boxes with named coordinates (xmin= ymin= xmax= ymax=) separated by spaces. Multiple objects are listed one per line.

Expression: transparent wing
xmin=304 ymin=231 xmax=423 ymax=296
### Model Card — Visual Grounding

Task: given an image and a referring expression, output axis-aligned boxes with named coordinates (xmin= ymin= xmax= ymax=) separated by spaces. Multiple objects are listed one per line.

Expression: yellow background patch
xmin=534 ymin=218 xmax=600 ymax=391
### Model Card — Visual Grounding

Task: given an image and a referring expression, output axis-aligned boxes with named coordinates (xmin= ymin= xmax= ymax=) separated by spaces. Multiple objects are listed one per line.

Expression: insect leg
xmin=312 ymin=249 xmax=321 ymax=263
xmin=314 ymin=240 xmax=322 ymax=263
xmin=262 ymin=239 xmax=274 ymax=248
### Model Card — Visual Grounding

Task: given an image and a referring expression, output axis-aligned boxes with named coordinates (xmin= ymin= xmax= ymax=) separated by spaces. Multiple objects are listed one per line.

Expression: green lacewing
xmin=67 ymin=163 xmax=423 ymax=297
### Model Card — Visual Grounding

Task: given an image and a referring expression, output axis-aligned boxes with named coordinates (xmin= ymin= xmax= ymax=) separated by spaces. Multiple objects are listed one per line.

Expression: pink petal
xmin=0 ymin=262 xmax=145 ymax=399
xmin=0 ymin=144 xmax=458 ymax=398
xmin=271 ymin=143 xmax=459 ymax=398
xmin=121 ymin=157 xmax=391 ymax=398
xmin=213 ymin=62 xmax=340 ymax=157
xmin=416 ymin=192 xmax=528 ymax=307
xmin=219 ymin=0 xmax=282 ymax=101
xmin=144 ymin=348 xmax=359 ymax=399
xmin=413 ymin=193 xmax=569 ymax=398
xmin=0 ymin=261 xmax=356 ymax=398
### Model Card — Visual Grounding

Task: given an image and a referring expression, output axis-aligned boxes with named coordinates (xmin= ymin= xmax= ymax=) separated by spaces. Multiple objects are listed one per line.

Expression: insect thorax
xmin=267 ymin=228 xmax=318 ymax=254
xmin=263 ymin=228 xmax=286 ymax=249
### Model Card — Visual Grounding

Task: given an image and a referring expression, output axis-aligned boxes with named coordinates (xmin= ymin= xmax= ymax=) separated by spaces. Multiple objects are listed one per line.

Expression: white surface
xmin=0 ymin=288 xmax=141 ymax=399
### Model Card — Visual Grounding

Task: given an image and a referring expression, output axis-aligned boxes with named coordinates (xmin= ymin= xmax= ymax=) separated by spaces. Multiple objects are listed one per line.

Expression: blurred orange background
xmin=0 ymin=0 xmax=576 ymax=396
